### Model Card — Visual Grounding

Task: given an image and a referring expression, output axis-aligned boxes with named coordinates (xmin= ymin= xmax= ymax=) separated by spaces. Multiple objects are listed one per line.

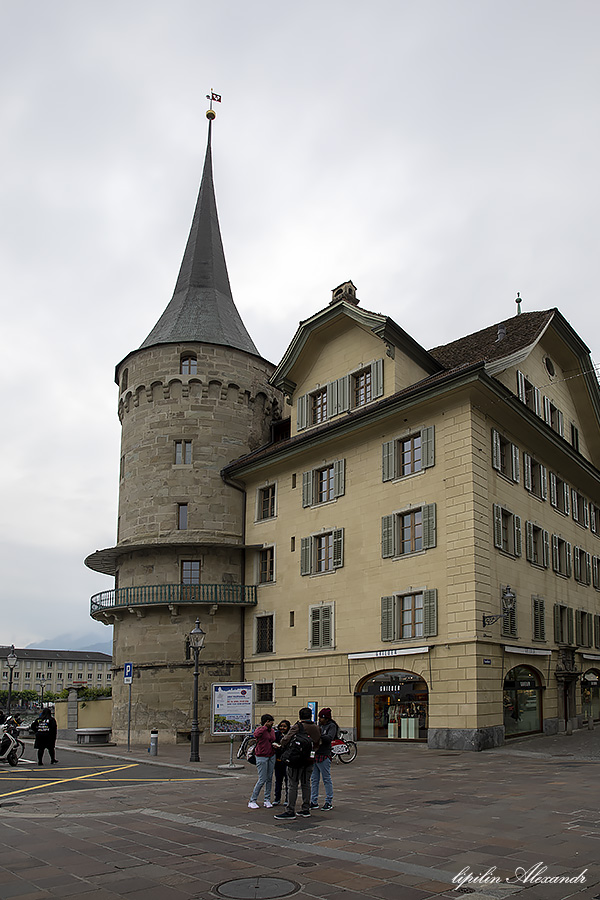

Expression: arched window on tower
xmin=180 ymin=353 xmax=197 ymax=375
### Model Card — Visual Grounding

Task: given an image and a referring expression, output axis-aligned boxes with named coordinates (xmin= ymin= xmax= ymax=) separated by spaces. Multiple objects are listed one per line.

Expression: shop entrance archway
xmin=503 ymin=665 xmax=543 ymax=737
xmin=355 ymin=669 xmax=428 ymax=741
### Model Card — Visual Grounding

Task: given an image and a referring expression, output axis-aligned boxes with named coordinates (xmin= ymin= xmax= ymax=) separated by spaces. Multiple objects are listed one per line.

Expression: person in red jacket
xmin=248 ymin=714 xmax=278 ymax=809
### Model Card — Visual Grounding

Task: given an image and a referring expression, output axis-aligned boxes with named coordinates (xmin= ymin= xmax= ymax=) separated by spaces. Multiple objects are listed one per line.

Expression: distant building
xmin=86 ymin=112 xmax=600 ymax=750
xmin=1 ymin=648 xmax=112 ymax=699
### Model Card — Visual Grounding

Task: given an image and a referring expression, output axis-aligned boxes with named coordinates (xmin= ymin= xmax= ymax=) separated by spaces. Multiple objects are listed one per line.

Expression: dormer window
xmin=180 ymin=354 xmax=197 ymax=375
xmin=311 ymin=388 xmax=328 ymax=424
xmin=353 ymin=368 xmax=372 ymax=407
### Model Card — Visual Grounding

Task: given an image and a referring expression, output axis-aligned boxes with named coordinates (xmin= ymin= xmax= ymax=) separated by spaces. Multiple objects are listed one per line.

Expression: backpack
xmin=280 ymin=723 xmax=313 ymax=768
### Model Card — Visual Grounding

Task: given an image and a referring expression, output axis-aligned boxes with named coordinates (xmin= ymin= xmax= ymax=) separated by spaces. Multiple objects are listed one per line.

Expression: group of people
xmin=248 ymin=707 xmax=337 ymax=819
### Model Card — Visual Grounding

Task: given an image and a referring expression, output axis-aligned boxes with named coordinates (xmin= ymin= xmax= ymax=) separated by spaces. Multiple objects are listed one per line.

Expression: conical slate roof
xmin=140 ymin=121 xmax=259 ymax=355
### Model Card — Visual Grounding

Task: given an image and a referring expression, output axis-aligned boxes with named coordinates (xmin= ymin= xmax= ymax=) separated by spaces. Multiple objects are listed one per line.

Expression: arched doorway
xmin=581 ymin=670 xmax=600 ymax=722
xmin=503 ymin=665 xmax=543 ymax=737
xmin=356 ymin=670 xmax=428 ymax=741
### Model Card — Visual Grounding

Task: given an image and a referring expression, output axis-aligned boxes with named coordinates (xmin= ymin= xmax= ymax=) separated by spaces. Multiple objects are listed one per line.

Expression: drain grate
xmin=214 ymin=877 xmax=301 ymax=899
xmin=296 ymin=862 xmax=318 ymax=868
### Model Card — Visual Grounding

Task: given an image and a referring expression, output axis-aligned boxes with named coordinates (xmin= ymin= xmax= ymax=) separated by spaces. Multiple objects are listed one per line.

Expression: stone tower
xmin=86 ymin=114 xmax=280 ymax=744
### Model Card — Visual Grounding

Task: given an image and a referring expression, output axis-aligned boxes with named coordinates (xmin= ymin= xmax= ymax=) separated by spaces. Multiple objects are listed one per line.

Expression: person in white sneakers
xmin=248 ymin=714 xmax=278 ymax=809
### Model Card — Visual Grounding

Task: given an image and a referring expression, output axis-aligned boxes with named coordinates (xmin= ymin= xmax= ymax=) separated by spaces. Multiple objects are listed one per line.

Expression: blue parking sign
xmin=124 ymin=662 xmax=133 ymax=684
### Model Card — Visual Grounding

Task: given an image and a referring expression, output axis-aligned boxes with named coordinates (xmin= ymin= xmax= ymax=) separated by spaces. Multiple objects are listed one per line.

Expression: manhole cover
xmin=214 ymin=876 xmax=301 ymax=899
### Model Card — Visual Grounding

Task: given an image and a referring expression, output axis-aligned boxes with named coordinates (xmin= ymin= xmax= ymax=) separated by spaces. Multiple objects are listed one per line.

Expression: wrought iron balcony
xmin=90 ymin=583 xmax=257 ymax=616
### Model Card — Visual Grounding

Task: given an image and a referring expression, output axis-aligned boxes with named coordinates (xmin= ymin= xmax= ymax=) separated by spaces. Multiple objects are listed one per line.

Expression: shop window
xmin=573 ymin=546 xmax=591 ymax=585
xmin=493 ymin=504 xmax=522 ymax=557
xmin=382 ymin=504 xmax=436 ymax=558
xmin=503 ymin=666 xmax=542 ymax=737
xmin=301 ymin=529 xmax=344 ymax=575
xmin=256 ymin=683 xmax=273 ymax=702
xmin=575 ymin=610 xmax=593 ymax=647
xmin=381 ymin=590 xmax=437 ymax=641
xmin=554 ymin=603 xmax=574 ymax=644
xmin=532 ymin=596 xmax=546 ymax=641
xmin=549 ymin=472 xmax=570 ymax=515
xmin=491 ymin=430 xmax=520 ymax=482
xmin=257 ymin=484 xmax=276 ymax=520
xmin=551 ymin=535 xmax=572 ymax=577
xmin=382 ymin=426 xmax=435 ymax=481
xmin=356 ymin=670 xmax=428 ymax=741
xmin=582 ymin=670 xmax=600 ymax=721
xmin=259 ymin=547 xmax=274 ymax=584
xmin=302 ymin=460 xmax=345 ymax=507
xmin=525 ymin=522 xmax=549 ymax=568
xmin=571 ymin=490 xmax=589 ymax=528
xmin=174 ymin=440 xmax=192 ymax=465
xmin=255 ymin=614 xmax=274 ymax=654
xmin=544 ymin=396 xmax=564 ymax=436
xmin=523 ymin=453 xmax=547 ymax=500
xmin=309 ymin=603 xmax=334 ymax=649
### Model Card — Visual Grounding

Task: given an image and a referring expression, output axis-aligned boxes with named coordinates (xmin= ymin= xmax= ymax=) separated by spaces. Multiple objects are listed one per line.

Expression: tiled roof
xmin=1 ymin=647 xmax=111 ymax=663
xmin=428 ymin=310 xmax=555 ymax=368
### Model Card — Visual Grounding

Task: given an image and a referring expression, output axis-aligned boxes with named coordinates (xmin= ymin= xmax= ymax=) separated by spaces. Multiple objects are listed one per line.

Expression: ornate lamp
xmin=188 ymin=619 xmax=206 ymax=763
xmin=483 ymin=586 xmax=516 ymax=628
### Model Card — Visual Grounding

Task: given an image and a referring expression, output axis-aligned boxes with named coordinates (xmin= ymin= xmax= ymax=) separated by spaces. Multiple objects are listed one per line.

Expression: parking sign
xmin=124 ymin=662 xmax=133 ymax=684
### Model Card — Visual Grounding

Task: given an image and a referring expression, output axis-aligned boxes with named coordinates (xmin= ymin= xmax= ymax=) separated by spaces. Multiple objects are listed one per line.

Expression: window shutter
xmin=543 ymin=395 xmax=551 ymax=424
xmin=327 ymin=380 xmax=338 ymax=418
xmin=310 ymin=607 xmax=321 ymax=647
xmin=493 ymin=505 xmax=503 ymax=549
xmin=587 ymin=614 xmax=593 ymax=647
xmin=333 ymin=459 xmax=345 ymax=498
xmin=423 ymin=589 xmax=438 ymax=637
xmin=511 ymin=445 xmax=520 ymax=483
xmin=517 ymin=370 xmax=527 ymax=403
xmin=567 ymin=607 xmax=574 ymax=644
xmin=549 ymin=472 xmax=557 ymax=508
xmin=525 ymin=521 xmax=534 ymax=562
xmin=553 ymin=604 xmax=561 ymax=641
xmin=381 ymin=596 xmax=396 ymax=641
xmin=533 ymin=597 xmax=545 ymax=641
xmin=595 ymin=615 xmax=600 ymax=649
xmin=523 ymin=453 xmax=532 ymax=491
xmin=540 ymin=465 xmax=548 ymax=500
xmin=382 ymin=440 xmax=396 ymax=482
xmin=302 ymin=471 xmax=313 ymax=508
xmin=297 ymin=394 xmax=308 ymax=431
xmin=557 ymin=409 xmax=564 ymax=436
xmin=551 ymin=534 xmax=559 ymax=572
xmin=593 ymin=556 xmax=600 ymax=590
xmin=574 ymin=546 xmax=581 ymax=581
xmin=422 ymin=425 xmax=435 ymax=468
xmin=583 ymin=500 xmax=589 ymax=529
xmin=332 ymin=528 xmax=344 ymax=568
xmin=534 ymin=387 xmax=542 ymax=417
xmin=422 ymin=503 xmax=437 ymax=549
xmin=514 ymin=515 xmax=522 ymax=557
xmin=320 ymin=604 xmax=333 ymax=647
xmin=566 ymin=541 xmax=572 ymax=577
xmin=491 ymin=430 xmax=501 ymax=471
xmin=571 ymin=489 xmax=578 ymax=523
xmin=337 ymin=375 xmax=350 ymax=412
xmin=575 ymin=610 xmax=583 ymax=646
xmin=543 ymin=530 xmax=550 ymax=568
xmin=381 ymin=515 xmax=395 ymax=558
xmin=300 ymin=537 xmax=312 ymax=576
xmin=372 ymin=358 xmax=384 ymax=398
xmin=591 ymin=504 xmax=597 ymax=535
xmin=586 ymin=552 xmax=592 ymax=585
xmin=563 ymin=483 xmax=570 ymax=515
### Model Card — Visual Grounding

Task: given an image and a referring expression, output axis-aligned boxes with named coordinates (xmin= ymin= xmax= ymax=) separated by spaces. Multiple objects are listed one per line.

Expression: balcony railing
xmin=90 ymin=583 xmax=257 ymax=615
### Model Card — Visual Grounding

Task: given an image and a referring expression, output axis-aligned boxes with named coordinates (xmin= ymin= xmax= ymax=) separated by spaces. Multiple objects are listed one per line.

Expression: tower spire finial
xmin=515 ymin=291 xmax=522 ymax=315
xmin=206 ymin=89 xmax=221 ymax=121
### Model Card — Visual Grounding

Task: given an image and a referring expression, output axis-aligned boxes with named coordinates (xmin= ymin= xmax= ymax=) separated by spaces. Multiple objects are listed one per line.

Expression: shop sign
xmin=348 ymin=647 xmax=429 ymax=660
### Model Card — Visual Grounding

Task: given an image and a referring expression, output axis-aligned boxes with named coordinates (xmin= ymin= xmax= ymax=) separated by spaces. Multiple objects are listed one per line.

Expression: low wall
xmin=56 ymin=694 xmax=112 ymax=741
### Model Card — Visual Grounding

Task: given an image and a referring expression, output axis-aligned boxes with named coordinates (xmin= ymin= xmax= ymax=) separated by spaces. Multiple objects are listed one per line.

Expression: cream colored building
xmin=1 ymin=648 xmax=112 ymax=701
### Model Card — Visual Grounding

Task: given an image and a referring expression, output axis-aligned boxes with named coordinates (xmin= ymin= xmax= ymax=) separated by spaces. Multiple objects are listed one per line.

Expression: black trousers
xmin=285 ymin=764 xmax=313 ymax=813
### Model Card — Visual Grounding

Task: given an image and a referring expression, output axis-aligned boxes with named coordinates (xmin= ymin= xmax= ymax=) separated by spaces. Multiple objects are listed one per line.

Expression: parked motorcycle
xmin=0 ymin=716 xmax=21 ymax=766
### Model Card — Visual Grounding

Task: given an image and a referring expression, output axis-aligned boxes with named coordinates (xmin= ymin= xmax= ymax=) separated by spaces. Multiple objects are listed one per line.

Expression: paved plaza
xmin=1 ymin=729 xmax=600 ymax=900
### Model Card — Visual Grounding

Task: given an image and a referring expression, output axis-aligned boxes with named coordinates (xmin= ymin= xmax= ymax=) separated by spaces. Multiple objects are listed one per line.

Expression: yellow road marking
xmin=0 ymin=763 xmax=139 ymax=799
xmin=1 ymin=777 xmax=214 ymax=783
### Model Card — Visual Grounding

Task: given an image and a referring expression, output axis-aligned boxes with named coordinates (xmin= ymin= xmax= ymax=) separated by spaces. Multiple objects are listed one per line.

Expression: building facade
xmin=1 ymin=648 xmax=112 ymax=701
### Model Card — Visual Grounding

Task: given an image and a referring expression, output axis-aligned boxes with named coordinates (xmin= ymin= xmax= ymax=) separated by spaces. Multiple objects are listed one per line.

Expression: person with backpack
xmin=310 ymin=707 xmax=338 ymax=811
xmin=274 ymin=707 xmax=320 ymax=820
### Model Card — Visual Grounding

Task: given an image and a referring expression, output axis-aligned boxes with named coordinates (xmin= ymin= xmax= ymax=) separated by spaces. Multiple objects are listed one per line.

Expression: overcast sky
xmin=2 ymin=1 xmax=600 ymax=650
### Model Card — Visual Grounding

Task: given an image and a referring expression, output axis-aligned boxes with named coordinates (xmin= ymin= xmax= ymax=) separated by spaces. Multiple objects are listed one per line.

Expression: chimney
xmin=496 ymin=323 xmax=507 ymax=342
xmin=330 ymin=281 xmax=359 ymax=306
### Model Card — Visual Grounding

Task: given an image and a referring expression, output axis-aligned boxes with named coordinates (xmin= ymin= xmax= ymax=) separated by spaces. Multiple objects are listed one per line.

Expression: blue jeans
xmin=250 ymin=755 xmax=275 ymax=802
xmin=310 ymin=757 xmax=333 ymax=804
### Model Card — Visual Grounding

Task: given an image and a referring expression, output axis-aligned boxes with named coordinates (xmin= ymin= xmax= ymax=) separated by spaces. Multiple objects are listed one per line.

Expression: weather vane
xmin=206 ymin=89 xmax=222 ymax=120
xmin=515 ymin=291 xmax=522 ymax=315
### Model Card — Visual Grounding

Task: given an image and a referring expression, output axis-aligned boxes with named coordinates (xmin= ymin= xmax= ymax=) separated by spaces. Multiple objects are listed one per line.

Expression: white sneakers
xmin=248 ymin=801 xmax=259 ymax=809
xmin=264 ymin=800 xmax=273 ymax=808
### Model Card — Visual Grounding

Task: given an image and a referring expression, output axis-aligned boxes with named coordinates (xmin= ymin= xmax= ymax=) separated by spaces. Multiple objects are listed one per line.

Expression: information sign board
xmin=211 ymin=683 xmax=253 ymax=735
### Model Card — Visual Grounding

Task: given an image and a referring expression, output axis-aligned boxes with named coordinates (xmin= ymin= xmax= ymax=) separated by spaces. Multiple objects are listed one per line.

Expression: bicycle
xmin=331 ymin=729 xmax=357 ymax=764
xmin=236 ymin=733 xmax=257 ymax=761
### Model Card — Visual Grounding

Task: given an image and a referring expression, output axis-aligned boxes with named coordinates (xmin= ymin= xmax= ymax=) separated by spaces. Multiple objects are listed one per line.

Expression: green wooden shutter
xmin=381 ymin=596 xmax=396 ymax=641
xmin=514 ymin=515 xmax=522 ymax=557
xmin=593 ymin=556 xmax=600 ymax=589
xmin=557 ymin=409 xmax=564 ymax=437
xmin=300 ymin=537 xmax=312 ymax=575
xmin=310 ymin=606 xmax=321 ymax=647
xmin=523 ymin=453 xmax=532 ymax=491
xmin=586 ymin=552 xmax=592 ymax=585
xmin=595 ymin=615 xmax=600 ymax=649
xmin=422 ymin=503 xmax=437 ymax=549
xmin=320 ymin=604 xmax=333 ymax=647
xmin=337 ymin=375 xmax=350 ymax=412
xmin=549 ymin=472 xmax=557 ymax=507
xmin=571 ymin=489 xmax=578 ymax=523
xmin=422 ymin=425 xmax=435 ymax=468
xmin=328 ymin=380 xmax=338 ymax=417
xmin=382 ymin=440 xmax=396 ymax=482
xmin=382 ymin=515 xmax=395 ymax=558
xmin=491 ymin=430 xmax=501 ymax=471
xmin=551 ymin=534 xmax=559 ymax=572
xmin=575 ymin=610 xmax=583 ymax=646
xmin=517 ymin=370 xmax=527 ymax=403
xmin=372 ymin=358 xmax=384 ymax=398
xmin=423 ymin=589 xmax=438 ymax=637
xmin=566 ymin=607 xmax=574 ymax=644
xmin=493 ymin=505 xmax=503 ymax=549
xmin=574 ymin=546 xmax=581 ymax=581
xmin=302 ymin=470 xmax=313 ymax=508
xmin=297 ymin=394 xmax=308 ymax=430
xmin=553 ymin=604 xmax=561 ymax=642
xmin=511 ymin=445 xmax=520 ymax=483
xmin=566 ymin=542 xmax=572 ymax=577
xmin=587 ymin=614 xmax=593 ymax=648
xmin=543 ymin=530 xmax=550 ymax=568
xmin=540 ymin=465 xmax=547 ymax=500
xmin=332 ymin=528 xmax=344 ymax=568
xmin=525 ymin=521 xmax=534 ymax=562
xmin=333 ymin=459 xmax=345 ymax=498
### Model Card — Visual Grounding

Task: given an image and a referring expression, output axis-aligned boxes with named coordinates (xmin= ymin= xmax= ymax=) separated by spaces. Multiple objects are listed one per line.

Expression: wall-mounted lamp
xmin=483 ymin=585 xmax=516 ymax=628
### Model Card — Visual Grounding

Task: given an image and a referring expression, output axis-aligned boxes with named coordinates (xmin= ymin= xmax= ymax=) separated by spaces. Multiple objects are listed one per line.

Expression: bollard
xmin=149 ymin=729 xmax=158 ymax=756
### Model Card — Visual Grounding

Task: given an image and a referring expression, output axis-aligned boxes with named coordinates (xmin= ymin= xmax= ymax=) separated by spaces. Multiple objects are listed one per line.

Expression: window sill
xmin=389 ymin=549 xmax=427 ymax=561
xmin=256 ymin=516 xmax=277 ymax=524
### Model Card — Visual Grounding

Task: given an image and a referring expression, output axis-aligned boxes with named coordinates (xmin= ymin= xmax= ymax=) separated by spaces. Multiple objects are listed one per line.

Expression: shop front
xmin=356 ymin=669 xmax=428 ymax=741
xmin=581 ymin=669 xmax=600 ymax=722
xmin=503 ymin=665 xmax=543 ymax=737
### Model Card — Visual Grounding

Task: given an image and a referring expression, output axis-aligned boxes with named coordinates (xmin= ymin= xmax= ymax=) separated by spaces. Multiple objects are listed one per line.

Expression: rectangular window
xmin=571 ymin=490 xmax=589 ymax=528
xmin=544 ymin=396 xmax=564 ymax=436
xmin=311 ymin=388 xmax=328 ymax=424
xmin=296 ymin=360 xmax=382 ymax=430
xmin=491 ymin=429 xmax=520 ymax=482
xmin=382 ymin=504 xmax=436 ymax=558
xmin=24 ymin=671 xmax=31 ymax=679
xmin=493 ymin=504 xmax=522 ymax=557
xmin=255 ymin=615 xmax=274 ymax=654
xmin=532 ymin=596 xmax=546 ymax=641
xmin=174 ymin=440 xmax=192 ymax=465
xmin=525 ymin=522 xmax=549 ymax=568
xmin=573 ymin=546 xmax=591 ymax=585
xmin=256 ymin=683 xmax=274 ymax=702
xmin=301 ymin=529 xmax=344 ymax=575
xmin=309 ymin=604 xmax=334 ymax=649
xmin=549 ymin=472 xmax=570 ymax=515
xmin=590 ymin=504 xmax=600 ymax=535
xmin=353 ymin=367 xmax=372 ymax=406
xmin=181 ymin=560 xmax=200 ymax=584
xmin=258 ymin=484 xmax=276 ymax=520
xmin=571 ymin=423 xmax=580 ymax=452
xmin=575 ymin=610 xmax=593 ymax=647
xmin=382 ymin=426 xmax=435 ymax=481
xmin=381 ymin=590 xmax=437 ymax=641
xmin=523 ymin=453 xmax=547 ymax=500
xmin=259 ymin=547 xmax=274 ymax=583
xmin=551 ymin=535 xmax=572 ymax=577
xmin=517 ymin=371 xmax=541 ymax=415
xmin=177 ymin=503 xmax=188 ymax=530
xmin=302 ymin=459 xmax=345 ymax=507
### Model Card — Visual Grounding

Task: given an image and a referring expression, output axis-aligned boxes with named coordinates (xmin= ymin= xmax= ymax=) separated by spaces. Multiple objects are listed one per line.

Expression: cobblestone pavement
xmin=1 ymin=730 xmax=599 ymax=900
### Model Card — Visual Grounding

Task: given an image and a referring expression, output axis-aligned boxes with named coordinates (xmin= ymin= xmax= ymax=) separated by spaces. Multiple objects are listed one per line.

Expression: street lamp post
xmin=188 ymin=618 xmax=206 ymax=763
xmin=6 ymin=646 xmax=17 ymax=715
xmin=36 ymin=680 xmax=45 ymax=708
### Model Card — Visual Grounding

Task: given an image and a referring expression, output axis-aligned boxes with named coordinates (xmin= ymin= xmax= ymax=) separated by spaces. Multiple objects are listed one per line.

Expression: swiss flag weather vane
xmin=206 ymin=90 xmax=222 ymax=120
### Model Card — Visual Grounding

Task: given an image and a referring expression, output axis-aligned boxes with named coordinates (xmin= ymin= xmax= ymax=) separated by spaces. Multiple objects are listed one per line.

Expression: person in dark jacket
xmin=274 ymin=708 xmax=320 ymax=820
xmin=310 ymin=707 xmax=338 ymax=810
xmin=31 ymin=708 xmax=58 ymax=766
xmin=273 ymin=719 xmax=291 ymax=805
xmin=248 ymin=714 xmax=278 ymax=809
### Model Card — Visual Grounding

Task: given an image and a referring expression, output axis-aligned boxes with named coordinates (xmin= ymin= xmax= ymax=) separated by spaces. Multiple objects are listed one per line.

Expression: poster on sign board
xmin=211 ymin=683 xmax=254 ymax=735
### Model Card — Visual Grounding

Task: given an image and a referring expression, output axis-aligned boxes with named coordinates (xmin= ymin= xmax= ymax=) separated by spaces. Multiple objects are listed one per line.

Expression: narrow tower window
xmin=180 ymin=354 xmax=197 ymax=375
xmin=177 ymin=503 xmax=188 ymax=530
